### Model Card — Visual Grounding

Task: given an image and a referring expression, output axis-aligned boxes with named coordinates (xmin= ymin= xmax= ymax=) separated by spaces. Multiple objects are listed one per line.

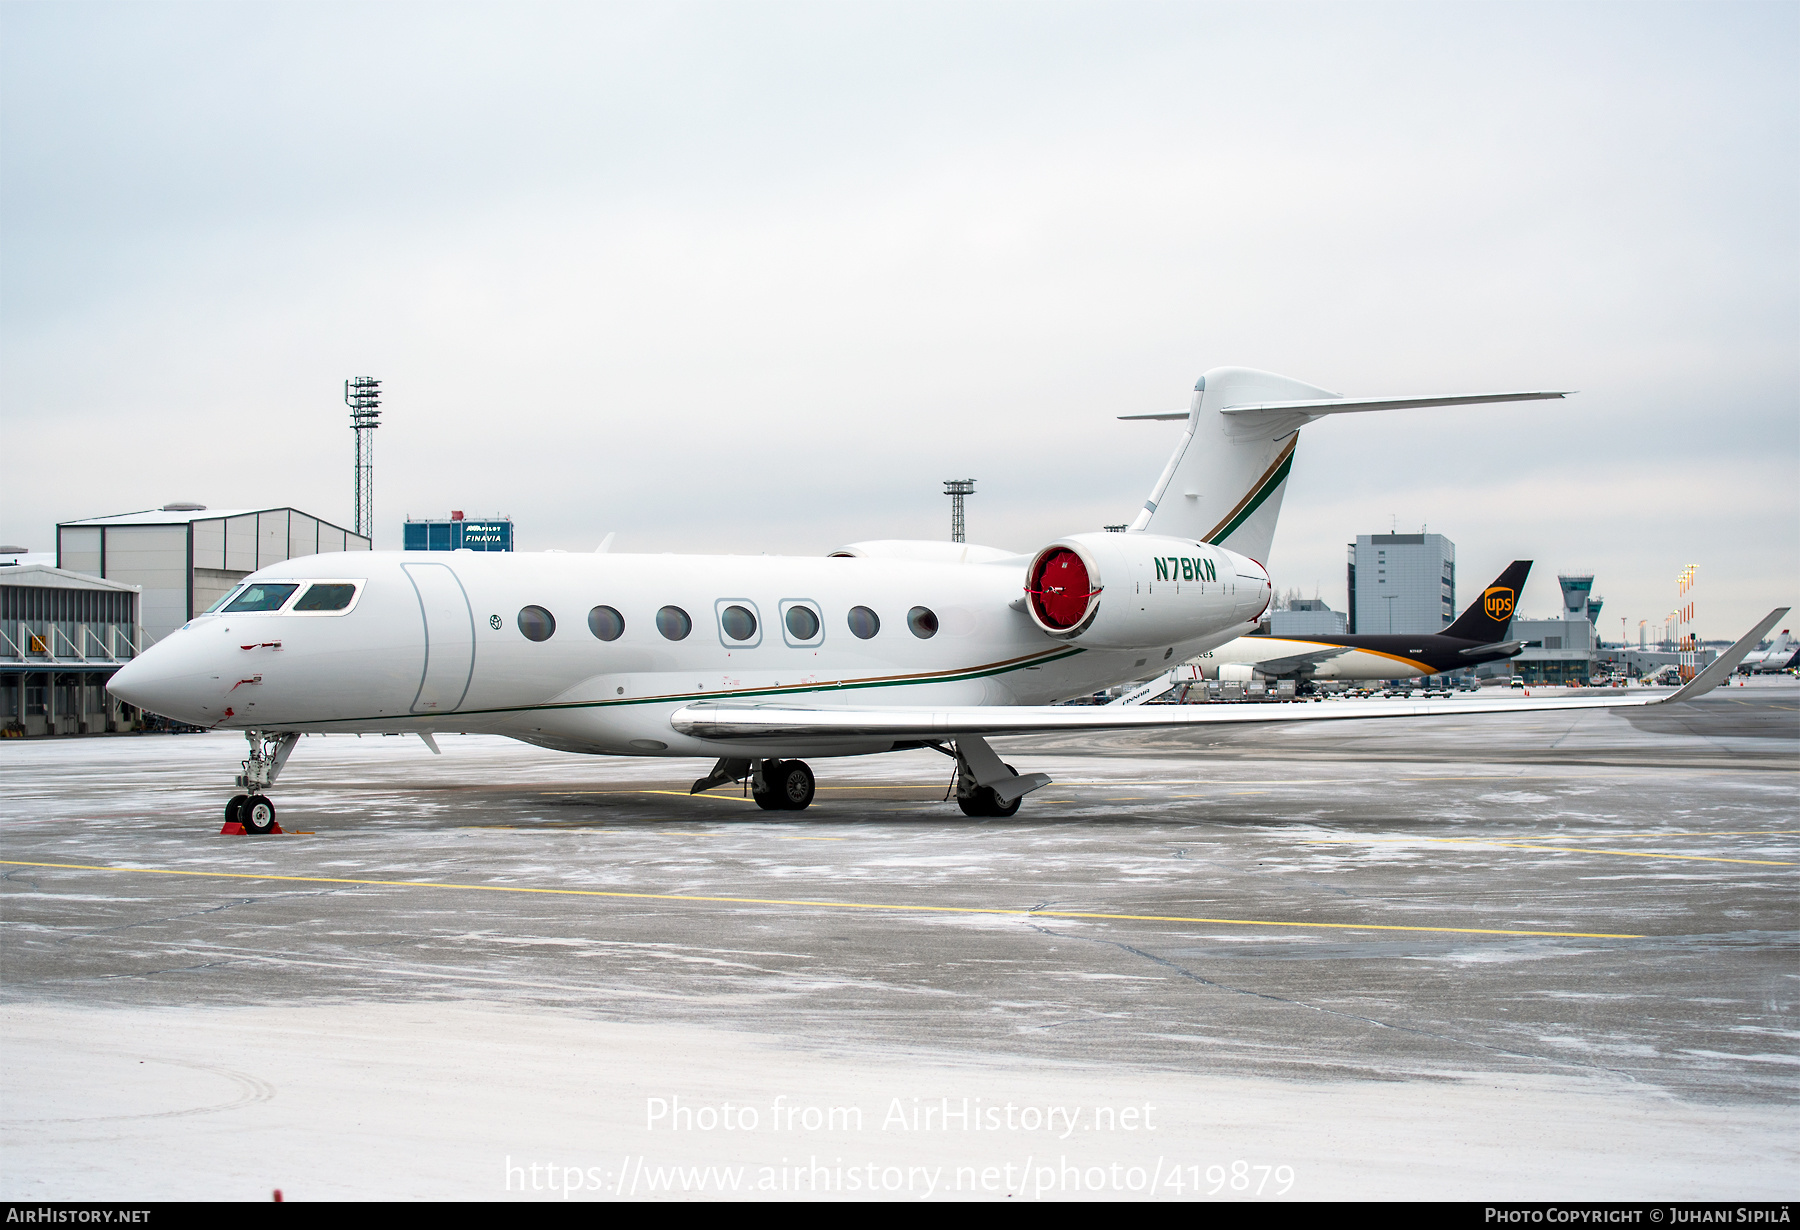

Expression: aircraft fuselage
xmin=110 ymin=548 xmax=1271 ymax=760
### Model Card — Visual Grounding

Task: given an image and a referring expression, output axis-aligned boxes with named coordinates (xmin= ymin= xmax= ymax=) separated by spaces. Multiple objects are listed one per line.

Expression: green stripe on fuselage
xmin=252 ymin=645 xmax=1091 ymax=730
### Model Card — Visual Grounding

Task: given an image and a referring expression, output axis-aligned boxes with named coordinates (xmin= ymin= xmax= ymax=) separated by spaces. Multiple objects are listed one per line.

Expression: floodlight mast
xmin=943 ymin=478 xmax=976 ymax=544
xmin=346 ymin=377 xmax=382 ymax=539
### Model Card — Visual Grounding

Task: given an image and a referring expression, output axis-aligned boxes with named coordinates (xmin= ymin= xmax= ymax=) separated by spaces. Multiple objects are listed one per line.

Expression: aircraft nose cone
xmin=104 ymin=655 xmax=154 ymax=708
xmin=106 ymin=628 xmax=228 ymax=724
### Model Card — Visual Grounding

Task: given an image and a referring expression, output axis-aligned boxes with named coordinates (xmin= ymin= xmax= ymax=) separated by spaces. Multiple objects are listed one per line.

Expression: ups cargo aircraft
xmin=106 ymin=367 xmax=1787 ymax=833
xmin=1191 ymin=560 xmax=1534 ymax=687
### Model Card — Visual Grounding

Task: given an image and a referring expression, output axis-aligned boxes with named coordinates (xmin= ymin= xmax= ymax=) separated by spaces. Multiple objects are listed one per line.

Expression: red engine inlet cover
xmin=1029 ymin=548 xmax=1096 ymax=629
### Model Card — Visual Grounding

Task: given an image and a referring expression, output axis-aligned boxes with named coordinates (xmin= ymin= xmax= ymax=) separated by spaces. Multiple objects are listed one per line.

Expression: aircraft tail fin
xmin=1122 ymin=370 xmax=1569 ymax=567
xmin=1123 ymin=368 xmax=1333 ymax=565
xmin=1444 ymin=560 xmax=1533 ymax=642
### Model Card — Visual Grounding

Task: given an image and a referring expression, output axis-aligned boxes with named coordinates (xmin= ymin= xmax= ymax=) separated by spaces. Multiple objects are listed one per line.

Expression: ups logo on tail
xmin=1483 ymin=587 xmax=1516 ymax=620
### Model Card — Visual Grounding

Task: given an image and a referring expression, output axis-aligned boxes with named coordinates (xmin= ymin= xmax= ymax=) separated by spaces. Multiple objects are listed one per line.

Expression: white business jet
xmin=107 ymin=367 xmax=1787 ymax=833
xmin=1740 ymin=629 xmax=1798 ymax=674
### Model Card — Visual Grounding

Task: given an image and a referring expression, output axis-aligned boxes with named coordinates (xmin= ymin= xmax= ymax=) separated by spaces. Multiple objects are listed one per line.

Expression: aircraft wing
xmin=1246 ymin=645 xmax=1352 ymax=676
xmin=675 ymin=690 xmax=1652 ymax=739
xmin=672 ymin=608 xmax=1785 ymax=741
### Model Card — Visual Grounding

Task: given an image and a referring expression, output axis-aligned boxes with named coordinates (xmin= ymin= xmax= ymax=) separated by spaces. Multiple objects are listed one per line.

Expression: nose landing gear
xmin=223 ymin=732 xmax=297 ymax=835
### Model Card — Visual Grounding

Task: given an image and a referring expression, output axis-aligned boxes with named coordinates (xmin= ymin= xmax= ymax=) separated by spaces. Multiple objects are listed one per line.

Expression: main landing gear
xmin=752 ymin=759 xmax=816 ymax=811
xmin=686 ymin=739 xmax=1054 ymax=817
xmin=688 ymin=757 xmax=816 ymax=810
xmin=946 ymin=736 xmax=1054 ymax=818
xmin=957 ymin=761 xmax=1022 ymax=817
xmin=224 ymin=731 xmax=298 ymax=835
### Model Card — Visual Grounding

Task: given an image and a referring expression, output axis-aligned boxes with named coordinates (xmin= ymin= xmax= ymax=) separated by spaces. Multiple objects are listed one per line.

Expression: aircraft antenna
xmin=943 ymin=479 xmax=976 ymax=543
xmin=346 ymin=377 xmax=382 ymax=539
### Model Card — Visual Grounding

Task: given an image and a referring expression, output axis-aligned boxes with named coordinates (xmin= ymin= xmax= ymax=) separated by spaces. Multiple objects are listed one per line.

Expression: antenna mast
xmin=345 ymin=377 xmax=382 ymax=539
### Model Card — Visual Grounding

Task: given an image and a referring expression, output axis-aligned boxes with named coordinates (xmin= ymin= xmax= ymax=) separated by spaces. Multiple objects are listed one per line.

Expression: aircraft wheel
xmin=751 ymin=764 xmax=784 ymax=811
xmin=771 ymin=759 xmax=815 ymax=811
xmin=957 ymin=765 xmax=1022 ymax=818
xmin=224 ymin=794 xmax=248 ymax=825
xmin=242 ymin=795 xmax=277 ymax=835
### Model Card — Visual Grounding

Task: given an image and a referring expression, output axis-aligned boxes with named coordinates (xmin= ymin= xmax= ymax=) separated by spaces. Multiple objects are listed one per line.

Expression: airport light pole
xmin=944 ymin=479 xmax=975 ymax=544
xmin=346 ymin=378 xmax=382 ymax=540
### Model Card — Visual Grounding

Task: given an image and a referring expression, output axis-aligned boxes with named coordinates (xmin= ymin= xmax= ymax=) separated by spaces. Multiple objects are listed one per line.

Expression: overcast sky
xmin=3 ymin=1 xmax=1794 ymax=638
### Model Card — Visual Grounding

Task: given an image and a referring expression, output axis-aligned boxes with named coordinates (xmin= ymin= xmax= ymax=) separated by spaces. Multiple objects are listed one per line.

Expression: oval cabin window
xmin=720 ymin=605 xmax=758 ymax=641
xmin=847 ymin=606 xmax=880 ymax=639
xmin=656 ymin=606 xmax=692 ymax=641
xmin=517 ymin=606 xmax=556 ymax=642
xmin=785 ymin=605 xmax=821 ymax=640
xmin=588 ymin=605 xmax=625 ymax=641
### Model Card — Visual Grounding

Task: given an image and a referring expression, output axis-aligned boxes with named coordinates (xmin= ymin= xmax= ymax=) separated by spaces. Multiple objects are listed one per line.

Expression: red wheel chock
xmin=219 ymin=822 xmax=285 ymax=835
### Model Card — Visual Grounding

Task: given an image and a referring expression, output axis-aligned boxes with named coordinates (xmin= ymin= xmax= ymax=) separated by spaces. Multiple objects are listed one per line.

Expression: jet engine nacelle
xmin=1024 ymin=532 xmax=1271 ymax=650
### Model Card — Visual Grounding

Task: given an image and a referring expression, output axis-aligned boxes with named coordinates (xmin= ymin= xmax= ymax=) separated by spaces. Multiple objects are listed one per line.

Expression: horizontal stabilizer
xmin=1220 ymin=391 xmax=1571 ymax=418
xmin=1121 ymin=391 xmax=1570 ymax=423
xmin=1459 ymin=640 xmax=1525 ymax=658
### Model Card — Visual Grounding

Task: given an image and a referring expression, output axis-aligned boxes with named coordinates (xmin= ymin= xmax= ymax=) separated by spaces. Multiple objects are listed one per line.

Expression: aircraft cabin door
xmin=403 ymin=562 xmax=476 ymax=713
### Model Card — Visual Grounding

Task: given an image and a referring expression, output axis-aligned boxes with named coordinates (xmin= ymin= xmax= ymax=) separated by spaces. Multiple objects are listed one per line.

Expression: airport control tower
xmin=1558 ymin=574 xmax=1595 ymax=622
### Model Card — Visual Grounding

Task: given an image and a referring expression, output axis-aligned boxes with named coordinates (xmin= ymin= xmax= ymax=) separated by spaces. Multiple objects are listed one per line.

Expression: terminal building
xmin=403 ymin=511 xmax=514 ymax=552
xmin=1346 ymin=532 xmax=1455 ymax=634
xmin=1505 ymin=575 xmax=1602 ymax=685
xmin=56 ymin=504 xmax=370 ymax=644
xmin=1 ymin=561 xmax=144 ymax=736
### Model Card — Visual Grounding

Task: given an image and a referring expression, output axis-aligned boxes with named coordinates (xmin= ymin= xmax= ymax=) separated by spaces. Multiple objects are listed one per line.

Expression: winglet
xmin=1662 ymin=607 xmax=1790 ymax=704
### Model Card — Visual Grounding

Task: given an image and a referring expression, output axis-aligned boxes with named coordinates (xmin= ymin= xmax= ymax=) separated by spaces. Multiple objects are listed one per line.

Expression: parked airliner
xmin=1740 ymin=629 xmax=1799 ymax=674
xmin=107 ymin=366 xmax=1786 ymax=832
xmin=1191 ymin=561 xmax=1534 ymax=687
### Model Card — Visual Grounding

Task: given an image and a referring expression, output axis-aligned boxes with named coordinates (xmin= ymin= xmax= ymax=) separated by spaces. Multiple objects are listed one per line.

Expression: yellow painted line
xmin=1397 ymin=776 xmax=1582 ymax=782
xmin=0 ymin=860 xmax=1644 ymax=939
xmin=813 ymin=788 xmax=957 ymax=799
xmin=1061 ymin=780 xmax=1360 ymax=786
xmin=542 ymin=787 xmax=949 ymax=796
xmin=460 ymin=827 xmax=728 ymax=836
xmin=1540 ymin=831 xmax=1798 ymax=840
xmin=1308 ymin=837 xmax=1793 ymax=866
xmin=545 ymin=790 xmax=758 ymax=802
